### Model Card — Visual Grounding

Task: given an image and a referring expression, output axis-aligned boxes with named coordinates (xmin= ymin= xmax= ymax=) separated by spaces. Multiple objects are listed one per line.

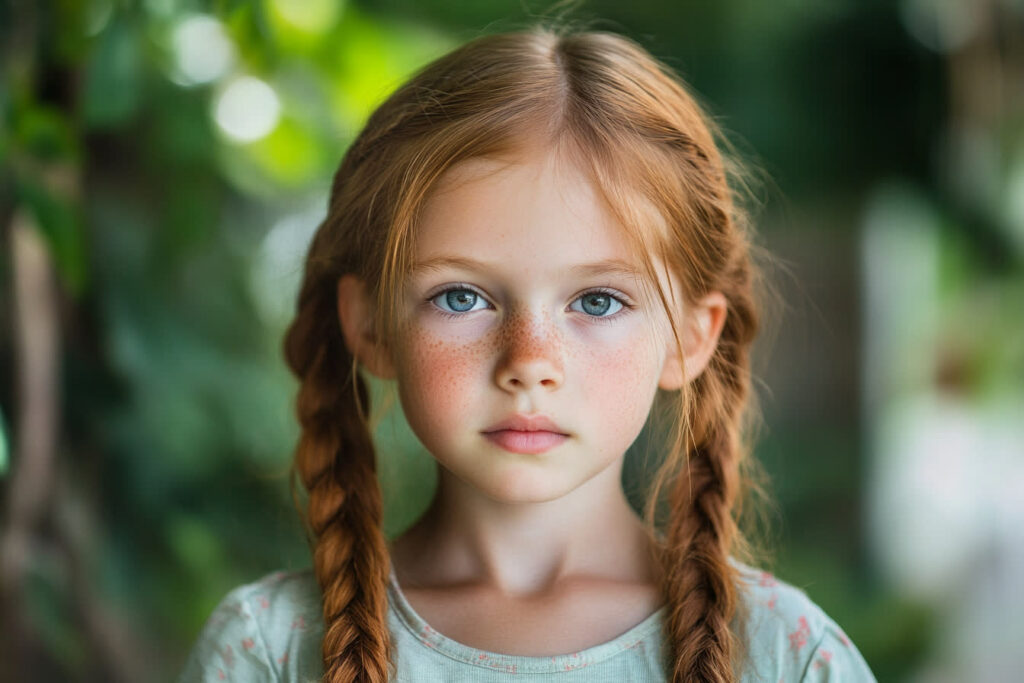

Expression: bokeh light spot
xmin=172 ymin=15 xmax=235 ymax=86
xmin=213 ymin=76 xmax=281 ymax=143
xmin=269 ymin=0 xmax=341 ymax=35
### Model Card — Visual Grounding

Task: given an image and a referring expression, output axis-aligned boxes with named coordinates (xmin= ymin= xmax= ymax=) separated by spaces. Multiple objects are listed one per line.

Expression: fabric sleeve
xmin=799 ymin=620 xmax=877 ymax=683
xmin=177 ymin=584 xmax=280 ymax=683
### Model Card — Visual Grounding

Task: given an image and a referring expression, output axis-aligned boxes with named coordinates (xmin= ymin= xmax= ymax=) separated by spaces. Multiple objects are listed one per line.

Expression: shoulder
xmin=177 ymin=569 xmax=324 ymax=683
xmin=732 ymin=562 xmax=877 ymax=683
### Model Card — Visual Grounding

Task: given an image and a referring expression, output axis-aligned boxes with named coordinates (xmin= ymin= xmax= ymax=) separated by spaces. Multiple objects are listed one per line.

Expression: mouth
xmin=482 ymin=429 xmax=569 ymax=454
xmin=482 ymin=413 xmax=567 ymax=434
xmin=481 ymin=414 xmax=569 ymax=454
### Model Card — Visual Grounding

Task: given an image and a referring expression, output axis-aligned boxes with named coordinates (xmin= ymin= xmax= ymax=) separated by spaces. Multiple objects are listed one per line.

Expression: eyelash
xmin=427 ymin=284 xmax=635 ymax=325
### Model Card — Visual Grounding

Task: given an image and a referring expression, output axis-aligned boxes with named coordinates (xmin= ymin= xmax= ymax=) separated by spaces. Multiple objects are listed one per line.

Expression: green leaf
xmin=222 ymin=1 xmax=276 ymax=71
xmin=15 ymin=103 xmax=79 ymax=162
xmin=82 ymin=17 xmax=142 ymax=128
xmin=16 ymin=179 xmax=88 ymax=295
xmin=246 ymin=115 xmax=326 ymax=186
xmin=264 ymin=0 xmax=343 ymax=52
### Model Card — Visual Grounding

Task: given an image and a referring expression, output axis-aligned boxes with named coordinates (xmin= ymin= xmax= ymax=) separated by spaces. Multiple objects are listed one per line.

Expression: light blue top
xmin=178 ymin=563 xmax=876 ymax=682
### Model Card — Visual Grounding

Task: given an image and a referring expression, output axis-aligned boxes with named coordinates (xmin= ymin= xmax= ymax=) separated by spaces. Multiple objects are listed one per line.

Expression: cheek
xmin=579 ymin=329 xmax=660 ymax=421
xmin=395 ymin=327 xmax=489 ymax=440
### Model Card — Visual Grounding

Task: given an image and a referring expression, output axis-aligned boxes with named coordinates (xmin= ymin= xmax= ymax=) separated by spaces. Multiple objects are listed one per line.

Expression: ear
xmin=657 ymin=291 xmax=728 ymax=391
xmin=336 ymin=274 xmax=396 ymax=380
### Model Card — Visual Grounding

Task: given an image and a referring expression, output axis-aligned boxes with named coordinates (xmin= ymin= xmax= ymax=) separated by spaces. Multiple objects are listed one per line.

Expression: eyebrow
xmin=410 ymin=256 xmax=645 ymax=279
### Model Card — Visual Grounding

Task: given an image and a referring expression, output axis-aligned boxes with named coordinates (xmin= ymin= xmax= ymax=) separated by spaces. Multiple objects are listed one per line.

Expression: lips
xmin=482 ymin=414 xmax=569 ymax=454
xmin=482 ymin=414 xmax=567 ymax=434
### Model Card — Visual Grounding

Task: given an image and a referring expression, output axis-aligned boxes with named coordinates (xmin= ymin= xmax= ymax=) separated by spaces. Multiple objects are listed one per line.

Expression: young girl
xmin=179 ymin=27 xmax=875 ymax=683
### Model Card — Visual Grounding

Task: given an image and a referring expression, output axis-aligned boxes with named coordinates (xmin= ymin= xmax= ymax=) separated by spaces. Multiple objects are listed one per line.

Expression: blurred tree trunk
xmin=1 ymin=210 xmax=63 ymax=681
xmin=0 ymin=3 xmax=150 ymax=679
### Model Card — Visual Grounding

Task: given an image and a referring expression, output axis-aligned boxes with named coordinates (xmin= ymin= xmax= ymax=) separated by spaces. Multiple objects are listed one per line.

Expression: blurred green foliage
xmin=4 ymin=0 xmax=1020 ymax=681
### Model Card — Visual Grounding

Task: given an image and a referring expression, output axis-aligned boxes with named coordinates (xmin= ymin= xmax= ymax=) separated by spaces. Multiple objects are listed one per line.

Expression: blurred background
xmin=1 ymin=0 xmax=1022 ymax=681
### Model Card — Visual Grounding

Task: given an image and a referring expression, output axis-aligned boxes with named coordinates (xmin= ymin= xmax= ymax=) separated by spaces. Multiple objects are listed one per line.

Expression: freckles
xmin=401 ymin=327 xmax=490 ymax=428
xmin=497 ymin=309 xmax=565 ymax=358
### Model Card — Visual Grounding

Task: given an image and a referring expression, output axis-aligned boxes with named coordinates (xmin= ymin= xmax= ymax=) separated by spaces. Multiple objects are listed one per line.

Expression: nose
xmin=493 ymin=312 xmax=564 ymax=392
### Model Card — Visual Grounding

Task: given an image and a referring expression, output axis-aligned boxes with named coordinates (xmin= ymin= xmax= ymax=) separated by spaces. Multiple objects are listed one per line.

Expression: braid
xmin=284 ymin=281 xmax=392 ymax=683
xmin=663 ymin=429 xmax=741 ymax=682
xmin=661 ymin=253 xmax=759 ymax=683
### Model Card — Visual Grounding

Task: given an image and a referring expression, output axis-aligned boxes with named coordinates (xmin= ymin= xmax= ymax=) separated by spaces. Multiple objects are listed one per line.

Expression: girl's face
xmin=391 ymin=145 xmax=682 ymax=504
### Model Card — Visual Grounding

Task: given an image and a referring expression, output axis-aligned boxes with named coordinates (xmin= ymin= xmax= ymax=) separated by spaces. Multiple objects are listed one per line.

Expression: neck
xmin=389 ymin=456 xmax=660 ymax=597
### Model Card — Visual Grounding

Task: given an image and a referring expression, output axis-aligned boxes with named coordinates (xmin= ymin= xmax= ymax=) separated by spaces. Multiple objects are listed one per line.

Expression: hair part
xmin=284 ymin=25 xmax=764 ymax=683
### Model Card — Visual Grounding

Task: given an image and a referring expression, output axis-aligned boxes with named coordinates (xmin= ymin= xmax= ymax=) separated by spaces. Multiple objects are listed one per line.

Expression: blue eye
xmin=571 ymin=291 xmax=624 ymax=317
xmin=431 ymin=287 xmax=489 ymax=315
xmin=569 ymin=290 xmax=622 ymax=319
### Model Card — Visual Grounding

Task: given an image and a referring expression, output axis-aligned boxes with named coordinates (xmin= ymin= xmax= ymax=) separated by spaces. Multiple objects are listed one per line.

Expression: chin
xmin=475 ymin=468 xmax=576 ymax=504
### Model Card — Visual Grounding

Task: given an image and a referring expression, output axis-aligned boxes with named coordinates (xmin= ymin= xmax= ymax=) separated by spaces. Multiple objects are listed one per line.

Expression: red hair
xmin=284 ymin=26 xmax=762 ymax=683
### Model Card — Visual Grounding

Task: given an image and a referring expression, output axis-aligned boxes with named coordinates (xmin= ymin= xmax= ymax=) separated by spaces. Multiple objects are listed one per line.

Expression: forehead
xmin=414 ymin=147 xmax=638 ymax=274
